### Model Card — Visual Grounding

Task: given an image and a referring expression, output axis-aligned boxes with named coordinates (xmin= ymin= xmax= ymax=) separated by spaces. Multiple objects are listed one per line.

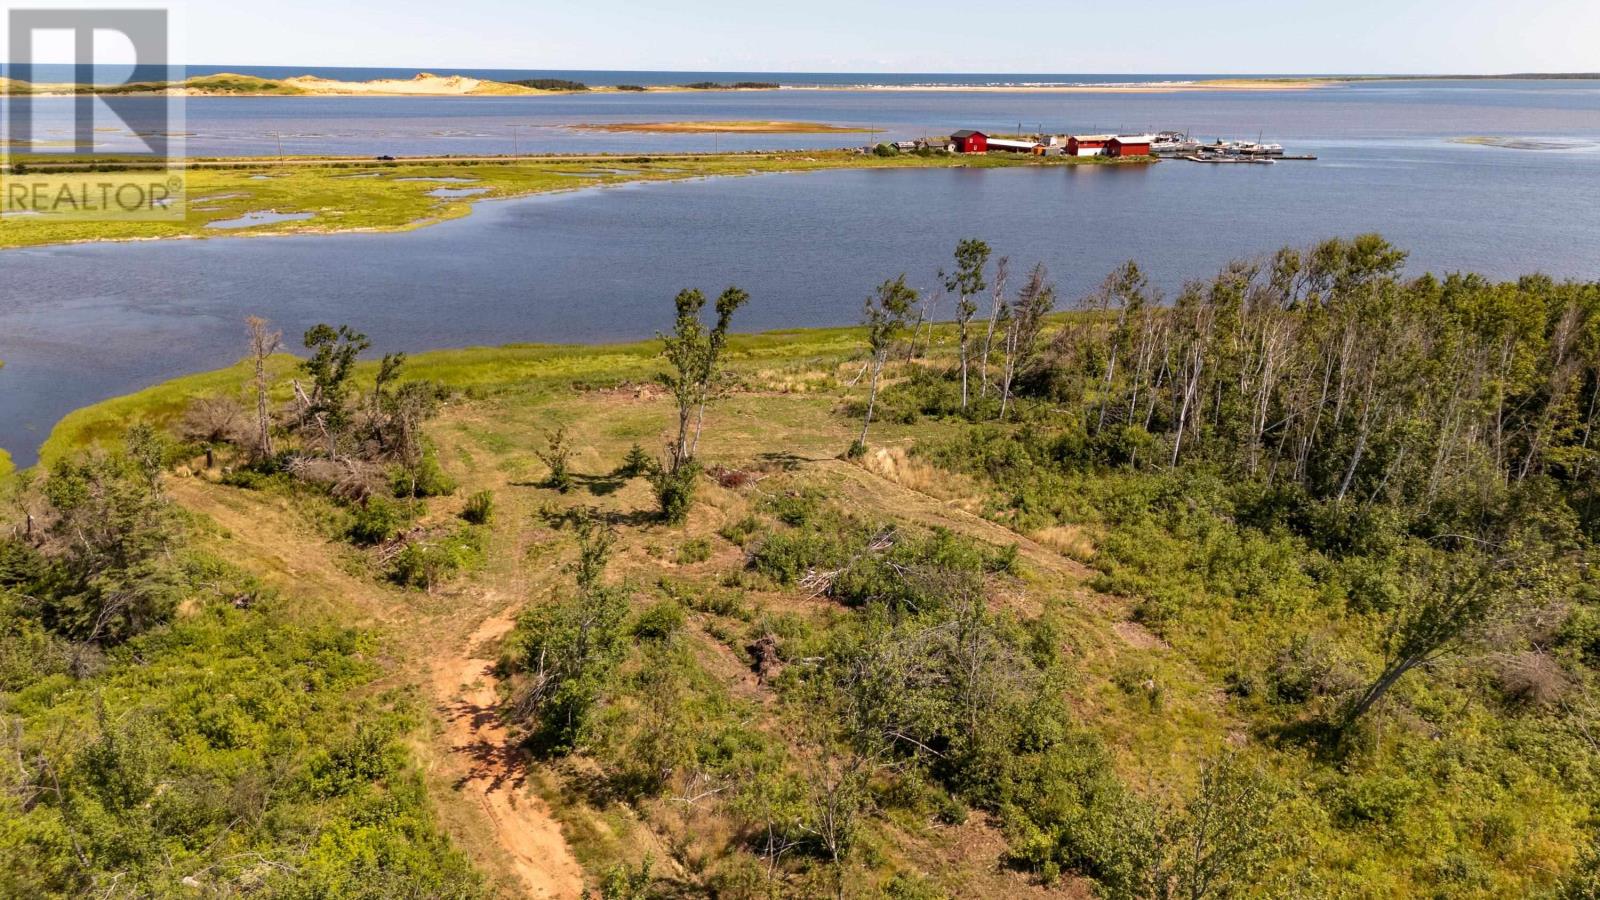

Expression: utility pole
xmin=510 ymin=124 xmax=520 ymax=156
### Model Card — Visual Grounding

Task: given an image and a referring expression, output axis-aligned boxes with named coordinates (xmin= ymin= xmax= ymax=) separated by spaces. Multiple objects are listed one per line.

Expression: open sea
xmin=2 ymin=75 xmax=1598 ymax=464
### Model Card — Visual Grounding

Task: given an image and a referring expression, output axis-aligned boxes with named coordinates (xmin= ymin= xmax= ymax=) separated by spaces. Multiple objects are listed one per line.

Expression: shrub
xmin=676 ymin=537 xmax=712 ymax=565
xmin=500 ymin=584 xmax=631 ymax=751
xmin=631 ymin=601 xmax=686 ymax=642
xmin=718 ymin=515 xmax=762 ymax=546
xmin=348 ymin=494 xmax=408 ymax=545
xmin=615 ymin=84 xmax=647 ymax=92
xmin=767 ymin=487 xmax=827 ymax=527
xmin=393 ymin=449 xmax=456 ymax=498
xmin=616 ymin=443 xmax=654 ymax=478
xmin=538 ymin=426 xmax=574 ymax=493
xmin=651 ymin=464 xmax=698 ymax=525
xmin=462 ymin=489 xmax=494 ymax=525
xmin=390 ymin=526 xmax=484 ymax=590
xmin=511 ymin=78 xmax=588 ymax=91
xmin=1489 ymin=650 xmax=1569 ymax=708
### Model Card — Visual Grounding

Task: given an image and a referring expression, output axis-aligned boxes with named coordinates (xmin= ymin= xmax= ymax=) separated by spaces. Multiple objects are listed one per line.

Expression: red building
xmin=950 ymin=130 xmax=989 ymax=153
xmin=1106 ymin=135 xmax=1155 ymax=157
xmin=1066 ymin=134 xmax=1113 ymax=156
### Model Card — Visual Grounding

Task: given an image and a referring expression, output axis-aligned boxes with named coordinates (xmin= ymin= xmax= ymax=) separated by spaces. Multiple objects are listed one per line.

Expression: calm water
xmin=9 ymin=79 xmax=1600 ymax=156
xmin=2 ymin=81 xmax=1599 ymax=465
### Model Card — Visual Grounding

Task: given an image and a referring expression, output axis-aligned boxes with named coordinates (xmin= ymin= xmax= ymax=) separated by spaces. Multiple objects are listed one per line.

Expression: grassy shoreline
xmin=32 ymin=325 xmax=876 ymax=469
xmin=0 ymin=150 xmax=1150 ymax=251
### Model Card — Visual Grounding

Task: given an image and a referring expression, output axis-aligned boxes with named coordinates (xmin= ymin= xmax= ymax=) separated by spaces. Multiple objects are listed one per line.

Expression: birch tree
xmin=941 ymin=239 xmax=991 ymax=411
xmin=855 ymin=275 xmax=917 ymax=453
xmin=245 ymin=316 xmax=282 ymax=459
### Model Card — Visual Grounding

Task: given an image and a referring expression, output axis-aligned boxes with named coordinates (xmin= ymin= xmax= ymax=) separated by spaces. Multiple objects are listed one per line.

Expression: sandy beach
xmin=5 ymin=73 xmax=1341 ymax=97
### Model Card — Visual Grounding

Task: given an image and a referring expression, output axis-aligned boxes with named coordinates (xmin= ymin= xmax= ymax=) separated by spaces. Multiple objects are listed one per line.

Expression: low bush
xmin=462 ymin=489 xmax=494 ymax=525
xmin=676 ymin=537 xmax=713 ymax=565
xmin=349 ymin=494 xmax=409 ymax=545
xmin=393 ymin=449 xmax=457 ymax=498
xmin=651 ymin=464 xmax=699 ymax=525
xmin=390 ymin=525 xmax=484 ymax=590
xmin=511 ymin=78 xmax=588 ymax=91
xmin=631 ymin=600 xmax=686 ymax=642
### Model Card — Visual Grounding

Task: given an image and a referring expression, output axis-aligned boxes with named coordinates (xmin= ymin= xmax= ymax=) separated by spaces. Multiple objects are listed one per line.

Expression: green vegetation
xmin=511 ymin=78 xmax=589 ymax=91
xmin=9 ymin=233 xmax=1599 ymax=897
xmin=6 ymin=73 xmax=309 ymax=95
xmin=679 ymin=81 xmax=780 ymax=90
xmin=0 ymin=150 xmax=1146 ymax=252
xmin=0 ymin=430 xmax=477 ymax=896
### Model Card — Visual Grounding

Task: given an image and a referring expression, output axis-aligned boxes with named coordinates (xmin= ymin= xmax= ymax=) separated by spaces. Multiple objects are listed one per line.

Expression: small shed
xmin=950 ymin=130 xmax=989 ymax=153
xmin=1106 ymin=135 xmax=1155 ymax=157
xmin=1066 ymin=134 xmax=1114 ymax=156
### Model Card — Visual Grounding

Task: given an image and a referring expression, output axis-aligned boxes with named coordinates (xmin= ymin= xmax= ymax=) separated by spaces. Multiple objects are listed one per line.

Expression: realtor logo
xmin=2 ymin=4 xmax=186 ymax=220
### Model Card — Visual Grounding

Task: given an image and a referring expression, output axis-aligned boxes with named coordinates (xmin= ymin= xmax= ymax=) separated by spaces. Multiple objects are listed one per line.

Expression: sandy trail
xmin=169 ymin=478 xmax=584 ymax=898
xmin=430 ymin=604 xmax=585 ymax=900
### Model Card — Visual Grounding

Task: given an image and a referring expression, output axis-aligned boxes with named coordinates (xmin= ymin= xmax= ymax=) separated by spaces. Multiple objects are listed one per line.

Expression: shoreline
xmin=9 ymin=80 xmax=1338 ymax=98
xmin=7 ymin=72 xmax=1595 ymax=98
xmin=570 ymin=120 xmax=877 ymax=134
xmin=0 ymin=150 xmax=1153 ymax=252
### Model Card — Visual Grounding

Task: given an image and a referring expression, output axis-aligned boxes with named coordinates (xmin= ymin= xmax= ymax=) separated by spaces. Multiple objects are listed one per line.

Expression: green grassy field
xmin=34 ymin=326 xmax=874 ymax=467
xmin=0 ymin=151 xmax=1146 ymax=250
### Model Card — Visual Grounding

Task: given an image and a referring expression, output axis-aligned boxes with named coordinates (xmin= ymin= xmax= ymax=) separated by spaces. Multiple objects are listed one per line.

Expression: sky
xmin=15 ymin=0 xmax=1600 ymax=74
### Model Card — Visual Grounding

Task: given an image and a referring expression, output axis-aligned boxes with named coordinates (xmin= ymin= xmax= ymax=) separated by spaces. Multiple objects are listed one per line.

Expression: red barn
xmin=1106 ymin=135 xmax=1155 ymax=157
xmin=1066 ymin=134 xmax=1113 ymax=156
xmin=950 ymin=130 xmax=989 ymax=153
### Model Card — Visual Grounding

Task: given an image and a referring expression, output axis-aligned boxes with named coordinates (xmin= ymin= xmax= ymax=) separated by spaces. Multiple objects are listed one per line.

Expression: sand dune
xmin=280 ymin=72 xmax=540 ymax=96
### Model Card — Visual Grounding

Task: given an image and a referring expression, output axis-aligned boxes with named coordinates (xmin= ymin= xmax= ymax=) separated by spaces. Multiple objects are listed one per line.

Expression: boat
xmin=1185 ymin=153 xmax=1275 ymax=164
xmin=1151 ymin=130 xmax=1201 ymax=155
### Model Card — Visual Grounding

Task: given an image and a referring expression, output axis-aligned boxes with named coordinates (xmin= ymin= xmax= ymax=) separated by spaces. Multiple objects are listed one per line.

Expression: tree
xmin=37 ymin=430 xmax=181 ymax=645
xmin=1087 ymin=261 xmax=1152 ymax=434
xmin=659 ymin=287 xmax=749 ymax=473
xmin=855 ymin=275 xmax=918 ymax=453
xmin=297 ymin=324 xmax=370 ymax=459
xmin=1341 ymin=549 xmax=1521 ymax=729
xmin=384 ymin=380 xmax=443 ymax=499
xmin=941 ymin=239 xmax=991 ymax=410
xmin=246 ymin=316 xmax=282 ymax=459
xmin=655 ymin=287 xmax=748 ymax=524
xmin=1000 ymin=263 xmax=1056 ymax=421
xmin=1160 ymin=754 xmax=1278 ymax=900
xmin=979 ymin=256 xmax=1011 ymax=398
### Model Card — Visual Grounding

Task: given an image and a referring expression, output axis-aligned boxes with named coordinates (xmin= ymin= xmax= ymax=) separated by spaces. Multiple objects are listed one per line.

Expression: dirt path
xmin=170 ymin=478 xmax=585 ymax=898
xmin=429 ymin=604 xmax=586 ymax=900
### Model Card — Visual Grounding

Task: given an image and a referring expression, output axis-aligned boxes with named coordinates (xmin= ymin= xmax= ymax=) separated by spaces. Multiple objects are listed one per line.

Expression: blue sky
xmin=38 ymin=0 xmax=1600 ymax=73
